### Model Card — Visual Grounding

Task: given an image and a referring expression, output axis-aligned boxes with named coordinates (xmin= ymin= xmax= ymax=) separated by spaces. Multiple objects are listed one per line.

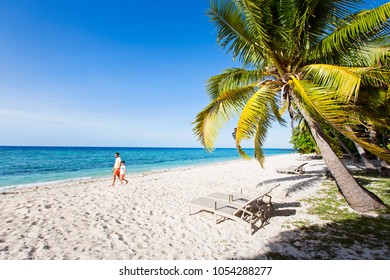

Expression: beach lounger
xmin=207 ymin=183 xmax=279 ymax=210
xmin=276 ymin=162 xmax=307 ymax=175
xmin=188 ymin=184 xmax=279 ymax=234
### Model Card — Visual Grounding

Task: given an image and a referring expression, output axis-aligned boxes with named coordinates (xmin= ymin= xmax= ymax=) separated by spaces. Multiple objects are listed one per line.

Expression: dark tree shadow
xmin=234 ymin=168 xmax=390 ymax=260
xmin=256 ymin=175 xmax=322 ymax=187
xmin=256 ymin=176 xmax=326 ymax=199
xmin=234 ymin=215 xmax=390 ymax=260
xmin=272 ymin=202 xmax=301 ymax=208
xmin=285 ymin=177 xmax=324 ymax=197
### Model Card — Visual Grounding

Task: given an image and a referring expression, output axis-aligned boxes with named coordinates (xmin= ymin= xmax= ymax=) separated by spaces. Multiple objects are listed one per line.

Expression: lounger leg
xmin=249 ymin=215 xmax=253 ymax=235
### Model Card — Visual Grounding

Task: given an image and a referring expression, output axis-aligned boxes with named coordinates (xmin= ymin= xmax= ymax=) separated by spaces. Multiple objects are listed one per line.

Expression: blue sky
xmin=0 ymin=0 xmax=387 ymax=148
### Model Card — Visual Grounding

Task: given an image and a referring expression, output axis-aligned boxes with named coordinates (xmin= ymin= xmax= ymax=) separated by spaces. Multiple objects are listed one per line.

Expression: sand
xmin=0 ymin=153 xmax=341 ymax=259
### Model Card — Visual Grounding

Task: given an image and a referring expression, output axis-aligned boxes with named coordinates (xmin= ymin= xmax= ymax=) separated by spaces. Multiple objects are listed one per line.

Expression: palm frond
xmin=291 ymin=76 xmax=350 ymax=125
xmin=193 ymin=84 xmax=256 ymax=150
xmin=208 ymin=0 xmax=266 ymax=64
xmin=206 ymin=68 xmax=261 ymax=100
xmin=232 ymin=0 xmax=271 ymax=44
xmin=303 ymin=64 xmax=365 ymax=101
xmin=356 ymin=88 xmax=390 ymax=128
xmin=304 ymin=64 xmax=390 ymax=100
xmin=359 ymin=44 xmax=390 ymax=67
xmin=291 ymin=77 xmax=390 ymax=162
xmin=252 ymin=115 xmax=273 ymax=167
xmin=208 ymin=0 xmax=286 ymax=74
xmin=360 ymin=69 xmax=390 ymax=88
xmin=310 ymin=2 xmax=390 ymax=61
xmin=235 ymin=84 xmax=278 ymax=165
xmin=269 ymin=94 xmax=287 ymax=127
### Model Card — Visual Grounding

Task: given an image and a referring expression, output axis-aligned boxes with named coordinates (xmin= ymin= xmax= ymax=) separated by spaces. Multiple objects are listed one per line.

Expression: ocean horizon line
xmin=0 ymin=145 xmax=294 ymax=150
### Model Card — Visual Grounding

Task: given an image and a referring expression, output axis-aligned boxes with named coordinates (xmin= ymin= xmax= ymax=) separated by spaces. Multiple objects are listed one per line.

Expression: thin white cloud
xmin=0 ymin=108 xmax=112 ymax=130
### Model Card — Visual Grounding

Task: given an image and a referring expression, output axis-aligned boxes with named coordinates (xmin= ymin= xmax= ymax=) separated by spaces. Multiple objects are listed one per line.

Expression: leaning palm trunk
xmin=332 ymin=130 xmax=360 ymax=163
xmin=344 ymin=126 xmax=379 ymax=174
xmin=367 ymin=124 xmax=390 ymax=176
xmin=295 ymin=98 xmax=386 ymax=212
xmin=354 ymin=143 xmax=379 ymax=174
xmin=380 ymin=160 xmax=390 ymax=176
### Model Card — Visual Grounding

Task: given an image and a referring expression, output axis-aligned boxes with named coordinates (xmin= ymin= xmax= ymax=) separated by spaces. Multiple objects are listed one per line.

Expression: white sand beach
xmin=0 ymin=153 xmax=384 ymax=260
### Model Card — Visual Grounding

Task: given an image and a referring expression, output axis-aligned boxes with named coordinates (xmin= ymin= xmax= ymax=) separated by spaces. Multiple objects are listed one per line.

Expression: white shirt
xmin=114 ymin=157 xmax=121 ymax=169
xmin=120 ymin=165 xmax=126 ymax=175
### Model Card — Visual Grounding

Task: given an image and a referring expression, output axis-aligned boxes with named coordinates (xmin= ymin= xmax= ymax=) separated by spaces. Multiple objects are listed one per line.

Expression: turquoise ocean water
xmin=0 ymin=146 xmax=295 ymax=189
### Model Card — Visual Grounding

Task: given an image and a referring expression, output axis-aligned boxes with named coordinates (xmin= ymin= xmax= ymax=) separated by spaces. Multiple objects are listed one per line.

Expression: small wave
xmin=0 ymin=177 xmax=93 ymax=192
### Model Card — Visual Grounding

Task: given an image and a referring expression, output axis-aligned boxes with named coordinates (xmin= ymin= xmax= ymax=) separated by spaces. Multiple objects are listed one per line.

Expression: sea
xmin=0 ymin=146 xmax=295 ymax=190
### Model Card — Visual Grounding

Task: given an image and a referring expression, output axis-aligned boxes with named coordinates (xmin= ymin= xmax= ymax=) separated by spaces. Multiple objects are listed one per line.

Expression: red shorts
xmin=114 ymin=168 xmax=120 ymax=176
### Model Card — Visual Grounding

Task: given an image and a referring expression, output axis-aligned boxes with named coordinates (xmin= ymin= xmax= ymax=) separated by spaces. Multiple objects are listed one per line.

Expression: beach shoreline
xmin=1 ymin=153 xmax=387 ymax=260
xmin=0 ymin=158 xmax=245 ymax=192
xmin=0 ymin=152 xmax=290 ymax=192
xmin=0 ymin=146 xmax=295 ymax=190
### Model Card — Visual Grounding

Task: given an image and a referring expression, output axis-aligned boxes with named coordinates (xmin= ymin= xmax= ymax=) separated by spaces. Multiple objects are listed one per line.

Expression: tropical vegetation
xmin=290 ymin=126 xmax=318 ymax=154
xmin=193 ymin=0 xmax=390 ymax=212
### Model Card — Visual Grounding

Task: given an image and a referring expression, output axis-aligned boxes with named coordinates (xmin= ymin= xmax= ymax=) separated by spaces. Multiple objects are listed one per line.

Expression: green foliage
xmin=336 ymin=132 xmax=358 ymax=155
xmin=290 ymin=126 xmax=318 ymax=154
xmin=290 ymin=120 xmax=360 ymax=157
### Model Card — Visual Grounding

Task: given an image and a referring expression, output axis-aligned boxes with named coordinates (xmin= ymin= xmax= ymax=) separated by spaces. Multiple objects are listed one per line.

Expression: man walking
xmin=111 ymin=152 xmax=121 ymax=186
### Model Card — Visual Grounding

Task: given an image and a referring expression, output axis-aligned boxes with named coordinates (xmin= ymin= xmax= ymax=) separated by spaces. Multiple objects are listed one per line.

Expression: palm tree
xmin=193 ymin=0 xmax=390 ymax=212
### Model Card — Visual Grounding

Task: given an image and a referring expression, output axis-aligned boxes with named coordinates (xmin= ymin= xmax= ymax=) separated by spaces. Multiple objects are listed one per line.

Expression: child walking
xmin=119 ymin=161 xmax=129 ymax=185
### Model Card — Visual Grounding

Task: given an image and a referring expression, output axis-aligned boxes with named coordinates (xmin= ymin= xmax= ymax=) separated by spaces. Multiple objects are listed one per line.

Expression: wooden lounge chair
xmin=188 ymin=184 xmax=279 ymax=234
xmin=276 ymin=162 xmax=307 ymax=175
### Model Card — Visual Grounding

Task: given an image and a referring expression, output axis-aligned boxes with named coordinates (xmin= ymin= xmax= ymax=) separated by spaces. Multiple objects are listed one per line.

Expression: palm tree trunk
xmin=345 ymin=125 xmax=379 ymax=173
xmin=380 ymin=160 xmax=390 ymax=176
xmin=366 ymin=124 xmax=390 ymax=176
xmin=354 ymin=143 xmax=380 ymax=174
xmin=294 ymin=98 xmax=386 ymax=212
xmin=332 ymin=130 xmax=360 ymax=163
